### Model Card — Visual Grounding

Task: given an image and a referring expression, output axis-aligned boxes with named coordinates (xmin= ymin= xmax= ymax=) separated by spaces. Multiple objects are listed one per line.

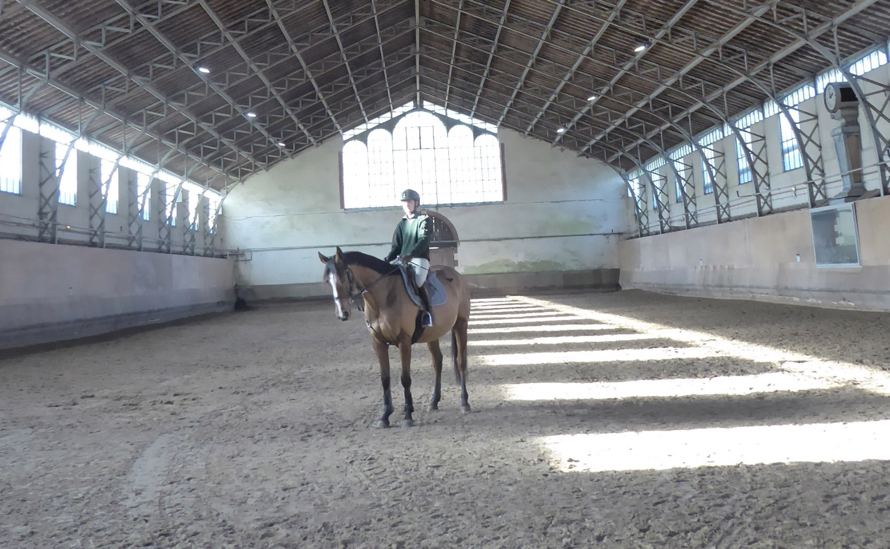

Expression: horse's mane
xmin=343 ymin=251 xmax=399 ymax=276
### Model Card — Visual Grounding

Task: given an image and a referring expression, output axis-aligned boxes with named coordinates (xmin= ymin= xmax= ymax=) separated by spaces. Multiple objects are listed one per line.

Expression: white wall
xmin=222 ymin=126 xmax=628 ymax=291
xmin=619 ymin=195 xmax=890 ymax=311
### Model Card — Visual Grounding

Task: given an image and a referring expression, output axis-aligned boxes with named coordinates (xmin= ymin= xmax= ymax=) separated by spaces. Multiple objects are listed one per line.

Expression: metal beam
xmin=322 ymin=0 xmax=370 ymax=125
xmin=0 ymin=46 xmax=236 ymax=187
xmin=17 ymin=0 xmax=262 ymax=174
xmin=525 ymin=0 xmax=627 ymax=134
xmin=496 ymin=0 xmax=564 ymax=126
xmin=415 ymin=0 xmax=421 ymax=106
xmin=267 ymin=0 xmax=344 ymax=134
xmin=555 ymin=0 xmax=701 ymax=145
xmin=372 ymin=0 xmax=396 ymax=114
xmin=113 ymin=0 xmax=287 ymax=158
xmin=469 ymin=0 xmax=510 ymax=118
xmin=196 ymin=0 xmax=317 ymax=148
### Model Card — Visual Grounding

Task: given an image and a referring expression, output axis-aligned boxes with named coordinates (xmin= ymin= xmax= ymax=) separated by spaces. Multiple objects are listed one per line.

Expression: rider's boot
xmin=419 ymin=284 xmax=434 ymax=327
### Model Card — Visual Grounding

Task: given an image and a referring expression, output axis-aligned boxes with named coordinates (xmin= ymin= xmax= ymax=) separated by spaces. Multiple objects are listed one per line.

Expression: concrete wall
xmin=0 ymin=126 xmax=236 ymax=349
xmin=0 ymin=239 xmax=235 ymax=349
xmin=222 ymin=125 xmax=627 ymax=299
xmin=619 ymin=194 xmax=890 ymax=311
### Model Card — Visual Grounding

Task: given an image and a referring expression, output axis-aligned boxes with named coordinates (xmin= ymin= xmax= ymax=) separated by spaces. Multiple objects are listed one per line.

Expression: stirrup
xmin=421 ymin=311 xmax=433 ymax=327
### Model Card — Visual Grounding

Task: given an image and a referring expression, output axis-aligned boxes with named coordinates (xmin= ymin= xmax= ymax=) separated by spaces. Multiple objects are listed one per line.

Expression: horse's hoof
xmin=375 ymin=420 xmax=390 ymax=429
xmin=402 ymin=418 xmax=414 ymax=428
xmin=461 ymin=405 xmax=472 ymax=414
xmin=426 ymin=404 xmax=438 ymax=412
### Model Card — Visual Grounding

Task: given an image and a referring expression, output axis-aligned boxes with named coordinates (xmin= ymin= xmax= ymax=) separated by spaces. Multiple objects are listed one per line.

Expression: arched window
xmin=475 ymin=134 xmax=503 ymax=203
xmin=367 ymin=130 xmax=394 ymax=208
xmin=342 ymin=140 xmax=369 ymax=210
xmin=449 ymin=125 xmax=474 ymax=204
xmin=341 ymin=105 xmax=504 ymax=209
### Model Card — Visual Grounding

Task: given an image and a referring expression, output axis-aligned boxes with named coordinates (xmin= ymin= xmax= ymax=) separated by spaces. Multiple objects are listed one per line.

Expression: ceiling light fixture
xmin=634 ymin=42 xmax=649 ymax=53
xmin=587 ymin=95 xmax=597 ymax=101
xmin=277 ymin=142 xmax=286 ymax=147
xmin=557 ymin=127 xmax=567 ymax=134
xmin=197 ymin=67 xmax=210 ymax=74
xmin=246 ymin=112 xmax=257 ymax=118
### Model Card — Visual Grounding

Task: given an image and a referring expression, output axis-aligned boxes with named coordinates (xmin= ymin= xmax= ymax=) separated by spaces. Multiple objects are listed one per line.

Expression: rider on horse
xmin=385 ymin=189 xmax=434 ymax=327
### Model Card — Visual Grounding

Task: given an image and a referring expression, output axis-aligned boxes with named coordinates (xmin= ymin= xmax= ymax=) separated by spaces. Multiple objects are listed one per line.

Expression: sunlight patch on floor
xmin=501 ymin=372 xmax=843 ymax=401
xmin=512 ymin=296 xmax=890 ymax=396
xmin=469 ymin=311 xmax=576 ymax=320
xmin=470 ymin=316 xmax=588 ymax=326
xmin=469 ymin=333 xmax=655 ymax=346
xmin=542 ymin=419 xmax=890 ymax=472
xmin=476 ymin=347 xmax=719 ymax=366
xmin=468 ymin=324 xmax=617 ymax=335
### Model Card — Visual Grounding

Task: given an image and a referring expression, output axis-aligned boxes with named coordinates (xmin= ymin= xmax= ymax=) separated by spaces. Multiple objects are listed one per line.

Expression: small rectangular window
xmin=188 ymin=191 xmax=200 ymax=230
xmin=780 ymin=109 xmax=803 ymax=172
xmin=736 ymin=130 xmax=752 ymax=185
xmin=137 ymin=173 xmax=151 ymax=221
xmin=701 ymin=149 xmax=715 ymax=195
xmin=56 ymin=142 xmax=77 ymax=206
xmin=0 ymin=124 xmax=22 ymax=194
xmin=165 ymin=182 xmax=180 ymax=226
xmin=101 ymin=159 xmax=119 ymax=214
xmin=207 ymin=194 xmax=221 ymax=234
xmin=673 ymin=161 xmax=684 ymax=203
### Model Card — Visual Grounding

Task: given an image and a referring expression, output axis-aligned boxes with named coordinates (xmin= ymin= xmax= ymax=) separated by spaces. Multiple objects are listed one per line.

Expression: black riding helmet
xmin=400 ymin=188 xmax=420 ymax=204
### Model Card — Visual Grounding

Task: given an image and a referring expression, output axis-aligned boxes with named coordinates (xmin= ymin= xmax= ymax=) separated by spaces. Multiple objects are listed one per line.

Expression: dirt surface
xmin=2 ymin=289 xmax=890 ymax=548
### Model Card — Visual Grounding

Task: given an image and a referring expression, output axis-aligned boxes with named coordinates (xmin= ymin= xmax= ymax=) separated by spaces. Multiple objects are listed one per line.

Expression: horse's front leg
xmin=371 ymin=336 xmax=394 ymax=428
xmin=397 ymin=335 xmax=415 ymax=427
xmin=427 ymin=339 xmax=443 ymax=412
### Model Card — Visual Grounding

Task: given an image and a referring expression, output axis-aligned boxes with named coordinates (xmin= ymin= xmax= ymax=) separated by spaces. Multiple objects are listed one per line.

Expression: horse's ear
xmin=318 ymin=252 xmax=330 ymax=264
xmin=335 ymin=247 xmax=344 ymax=260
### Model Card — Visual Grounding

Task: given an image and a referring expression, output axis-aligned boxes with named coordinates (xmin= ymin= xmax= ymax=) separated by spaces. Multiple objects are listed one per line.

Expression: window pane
xmin=736 ymin=130 xmax=752 ymax=185
xmin=475 ymin=134 xmax=502 ymax=203
xmin=343 ymin=108 xmax=504 ymax=209
xmin=0 ymin=124 xmax=22 ymax=194
xmin=56 ymin=142 xmax=77 ymax=206
xmin=780 ymin=109 xmax=803 ymax=172
xmin=101 ymin=159 xmax=119 ymax=214
xmin=137 ymin=173 xmax=151 ymax=221
xmin=701 ymin=149 xmax=714 ymax=195
xmin=343 ymin=140 xmax=370 ymax=209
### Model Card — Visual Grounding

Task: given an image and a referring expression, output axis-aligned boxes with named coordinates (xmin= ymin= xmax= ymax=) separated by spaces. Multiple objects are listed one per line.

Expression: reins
xmin=346 ymin=263 xmax=401 ymax=310
xmin=340 ymin=263 xmax=401 ymax=345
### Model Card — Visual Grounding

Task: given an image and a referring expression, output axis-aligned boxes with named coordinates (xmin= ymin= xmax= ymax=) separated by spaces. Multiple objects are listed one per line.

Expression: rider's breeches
xmin=409 ymin=257 xmax=430 ymax=287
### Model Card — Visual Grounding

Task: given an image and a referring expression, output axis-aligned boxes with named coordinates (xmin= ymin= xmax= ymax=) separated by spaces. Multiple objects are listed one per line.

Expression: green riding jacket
xmin=384 ymin=213 xmax=432 ymax=262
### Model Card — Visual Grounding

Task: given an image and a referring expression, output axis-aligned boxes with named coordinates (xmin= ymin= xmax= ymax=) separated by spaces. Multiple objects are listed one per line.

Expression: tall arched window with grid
xmin=341 ymin=104 xmax=504 ymax=209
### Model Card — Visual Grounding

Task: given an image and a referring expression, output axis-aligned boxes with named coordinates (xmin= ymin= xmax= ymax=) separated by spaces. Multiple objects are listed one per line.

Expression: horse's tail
xmin=452 ymin=328 xmax=460 ymax=385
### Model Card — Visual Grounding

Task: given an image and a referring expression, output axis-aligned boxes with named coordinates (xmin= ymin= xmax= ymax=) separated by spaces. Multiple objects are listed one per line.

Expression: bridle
xmin=332 ymin=263 xmax=401 ymax=313
xmin=330 ymin=261 xmax=405 ymax=346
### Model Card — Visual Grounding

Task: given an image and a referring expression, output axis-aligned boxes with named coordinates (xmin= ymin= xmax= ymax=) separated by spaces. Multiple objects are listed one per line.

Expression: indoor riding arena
xmin=3 ymin=1 xmax=890 ymax=548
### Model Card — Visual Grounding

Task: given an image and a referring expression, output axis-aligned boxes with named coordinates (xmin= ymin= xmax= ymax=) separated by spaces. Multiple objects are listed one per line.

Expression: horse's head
xmin=318 ymin=247 xmax=353 ymax=321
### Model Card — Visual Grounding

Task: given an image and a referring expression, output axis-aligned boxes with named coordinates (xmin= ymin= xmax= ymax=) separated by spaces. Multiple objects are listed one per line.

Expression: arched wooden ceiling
xmin=0 ymin=0 xmax=886 ymax=189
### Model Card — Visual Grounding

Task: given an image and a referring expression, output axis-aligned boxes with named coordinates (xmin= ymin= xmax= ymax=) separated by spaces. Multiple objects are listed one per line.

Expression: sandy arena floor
xmin=2 ymin=289 xmax=890 ymax=548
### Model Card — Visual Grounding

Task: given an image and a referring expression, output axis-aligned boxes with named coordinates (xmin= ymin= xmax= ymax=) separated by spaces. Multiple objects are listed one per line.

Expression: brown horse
xmin=318 ymin=247 xmax=471 ymax=428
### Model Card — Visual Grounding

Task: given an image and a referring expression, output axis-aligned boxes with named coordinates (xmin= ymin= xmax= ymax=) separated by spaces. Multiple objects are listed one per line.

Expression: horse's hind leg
xmin=371 ymin=336 xmax=394 ymax=428
xmin=397 ymin=335 xmax=415 ymax=427
xmin=426 ymin=339 xmax=443 ymax=412
xmin=454 ymin=317 xmax=471 ymax=413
